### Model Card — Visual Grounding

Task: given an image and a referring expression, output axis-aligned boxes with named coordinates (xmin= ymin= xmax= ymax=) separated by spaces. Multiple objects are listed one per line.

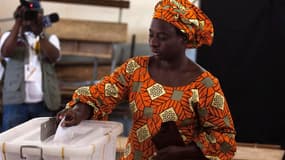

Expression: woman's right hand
xmin=56 ymin=103 xmax=93 ymax=127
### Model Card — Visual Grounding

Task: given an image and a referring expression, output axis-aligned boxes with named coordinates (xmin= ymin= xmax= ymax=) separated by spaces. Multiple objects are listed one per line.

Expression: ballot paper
xmin=53 ymin=118 xmax=105 ymax=145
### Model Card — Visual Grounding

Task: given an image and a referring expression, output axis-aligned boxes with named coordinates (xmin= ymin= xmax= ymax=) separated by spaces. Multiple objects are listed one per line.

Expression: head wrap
xmin=153 ymin=0 xmax=214 ymax=48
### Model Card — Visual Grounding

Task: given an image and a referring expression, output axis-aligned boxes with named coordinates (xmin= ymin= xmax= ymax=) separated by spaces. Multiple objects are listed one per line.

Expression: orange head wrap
xmin=153 ymin=0 xmax=214 ymax=48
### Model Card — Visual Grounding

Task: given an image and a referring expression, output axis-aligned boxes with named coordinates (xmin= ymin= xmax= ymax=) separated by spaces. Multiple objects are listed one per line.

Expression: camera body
xmin=19 ymin=0 xmax=43 ymax=21
xmin=15 ymin=0 xmax=59 ymax=28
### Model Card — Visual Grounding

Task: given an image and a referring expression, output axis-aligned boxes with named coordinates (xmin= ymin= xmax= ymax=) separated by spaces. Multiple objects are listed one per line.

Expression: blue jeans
xmin=1 ymin=101 xmax=53 ymax=132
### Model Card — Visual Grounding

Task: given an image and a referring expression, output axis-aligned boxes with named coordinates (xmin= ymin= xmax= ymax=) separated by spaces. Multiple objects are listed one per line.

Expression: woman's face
xmin=148 ymin=18 xmax=186 ymax=60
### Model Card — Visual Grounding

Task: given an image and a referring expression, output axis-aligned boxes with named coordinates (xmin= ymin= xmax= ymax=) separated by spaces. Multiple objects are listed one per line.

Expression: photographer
xmin=0 ymin=0 xmax=61 ymax=132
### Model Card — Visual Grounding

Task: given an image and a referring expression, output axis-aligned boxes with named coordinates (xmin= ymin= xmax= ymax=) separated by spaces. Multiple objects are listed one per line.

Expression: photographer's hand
xmin=38 ymin=33 xmax=60 ymax=63
xmin=1 ymin=5 xmax=25 ymax=57
xmin=33 ymin=11 xmax=61 ymax=63
xmin=13 ymin=5 xmax=25 ymax=21
xmin=34 ymin=12 xmax=44 ymax=35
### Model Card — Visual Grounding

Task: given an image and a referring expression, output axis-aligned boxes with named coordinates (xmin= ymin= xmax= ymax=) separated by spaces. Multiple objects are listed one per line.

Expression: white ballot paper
xmin=53 ymin=118 xmax=105 ymax=145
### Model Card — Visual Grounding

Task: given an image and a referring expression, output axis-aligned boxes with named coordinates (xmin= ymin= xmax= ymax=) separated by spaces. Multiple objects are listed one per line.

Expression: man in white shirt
xmin=0 ymin=0 xmax=61 ymax=132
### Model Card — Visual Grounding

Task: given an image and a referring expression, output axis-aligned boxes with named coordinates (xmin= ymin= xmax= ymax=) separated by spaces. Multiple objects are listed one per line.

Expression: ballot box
xmin=0 ymin=117 xmax=123 ymax=160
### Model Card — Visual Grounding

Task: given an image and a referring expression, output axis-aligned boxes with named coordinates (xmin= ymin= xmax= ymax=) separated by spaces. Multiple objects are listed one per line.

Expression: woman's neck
xmin=156 ymin=55 xmax=190 ymax=71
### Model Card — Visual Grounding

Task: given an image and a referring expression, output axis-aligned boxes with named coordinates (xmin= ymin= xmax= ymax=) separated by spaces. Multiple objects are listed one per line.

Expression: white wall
xmin=0 ymin=0 xmax=199 ymax=61
xmin=0 ymin=0 xmax=199 ymax=43
xmin=0 ymin=0 xmax=158 ymax=43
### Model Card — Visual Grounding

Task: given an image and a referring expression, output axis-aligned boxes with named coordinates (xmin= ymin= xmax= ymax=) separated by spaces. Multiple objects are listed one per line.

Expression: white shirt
xmin=0 ymin=31 xmax=60 ymax=103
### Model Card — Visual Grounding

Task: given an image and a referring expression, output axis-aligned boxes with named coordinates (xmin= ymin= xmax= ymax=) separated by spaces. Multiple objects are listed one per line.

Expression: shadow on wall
xmin=111 ymin=43 xmax=152 ymax=72
xmin=111 ymin=43 xmax=197 ymax=72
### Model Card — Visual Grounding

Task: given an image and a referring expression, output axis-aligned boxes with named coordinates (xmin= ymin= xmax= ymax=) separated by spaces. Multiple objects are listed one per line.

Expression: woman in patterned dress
xmin=56 ymin=0 xmax=237 ymax=159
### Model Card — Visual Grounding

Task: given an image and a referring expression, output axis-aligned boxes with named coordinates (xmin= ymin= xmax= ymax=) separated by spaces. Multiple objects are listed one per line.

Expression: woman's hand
xmin=56 ymin=107 xmax=68 ymax=122
xmin=153 ymin=145 xmax=186 ymax=160
xmin=153 ymin=143 xmax=207 ymax=160
xmin=56 ymin=108 xmax=80 ymax=127
xmin=56 ymin=103 xmax=93 ymax=127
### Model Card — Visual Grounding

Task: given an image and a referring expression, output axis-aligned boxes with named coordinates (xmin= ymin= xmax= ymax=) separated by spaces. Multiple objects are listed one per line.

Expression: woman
xmin=57 ymin=0 xmax=237 ymax=159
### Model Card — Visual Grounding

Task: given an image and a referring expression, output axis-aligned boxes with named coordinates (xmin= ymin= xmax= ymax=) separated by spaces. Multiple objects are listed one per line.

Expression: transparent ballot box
xmin=0 ymin=117 xmax=123 ymax=160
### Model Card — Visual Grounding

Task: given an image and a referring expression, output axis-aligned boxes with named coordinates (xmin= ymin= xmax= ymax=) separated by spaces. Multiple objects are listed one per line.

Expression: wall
xmin=0 ymin=0 xmax=158 ymax=43
xmin=0 ymin=0 xmax=200 ymax=43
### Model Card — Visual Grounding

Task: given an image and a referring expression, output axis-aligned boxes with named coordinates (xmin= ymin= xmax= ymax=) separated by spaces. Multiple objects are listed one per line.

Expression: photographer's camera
xmin=15 ymin=0 xmax=42 ymax=21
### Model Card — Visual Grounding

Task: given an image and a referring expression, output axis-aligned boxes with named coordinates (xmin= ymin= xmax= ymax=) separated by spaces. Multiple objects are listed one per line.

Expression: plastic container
xmin=0 ymin=117 xmax=123 ymax=160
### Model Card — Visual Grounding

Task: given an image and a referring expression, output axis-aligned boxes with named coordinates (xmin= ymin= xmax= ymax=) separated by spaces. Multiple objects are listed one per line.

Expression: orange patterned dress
xmin=66 ymin=56 xmax=237 ymax=160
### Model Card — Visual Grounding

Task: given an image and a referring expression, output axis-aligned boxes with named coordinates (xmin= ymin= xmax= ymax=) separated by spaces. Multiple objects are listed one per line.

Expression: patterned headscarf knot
xmin=153 ymin=0 xmax=214 ymax=48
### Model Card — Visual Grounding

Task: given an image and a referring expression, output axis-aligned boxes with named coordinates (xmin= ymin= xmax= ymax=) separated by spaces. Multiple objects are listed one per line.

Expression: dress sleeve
xmin=192 ymin=75 xmax=237 ymax=160
xmin=65 ymin=58 xmax=133 ymax=120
